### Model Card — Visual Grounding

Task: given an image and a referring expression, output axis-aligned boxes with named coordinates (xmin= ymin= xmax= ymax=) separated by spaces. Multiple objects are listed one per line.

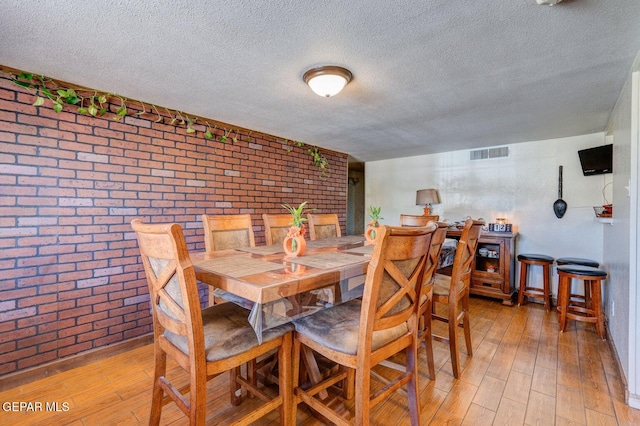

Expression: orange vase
xmin=365 ymin=225 xmax=378 ymax=245
xmin=283 ymin=235 xmax=306 ymax=257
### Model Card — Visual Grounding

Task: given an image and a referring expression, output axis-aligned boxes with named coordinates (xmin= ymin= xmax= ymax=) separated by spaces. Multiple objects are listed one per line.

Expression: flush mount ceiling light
xmin=303 ymin=66 xmax=353 ymax=97
xmin=536 ymin=0 xmax=563 ymax=5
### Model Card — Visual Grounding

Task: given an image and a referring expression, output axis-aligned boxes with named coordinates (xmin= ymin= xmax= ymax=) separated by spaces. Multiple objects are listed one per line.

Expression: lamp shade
xmin=303 ymin=66 xmax=353 ymax=97
xmin=416 ymin=189 xmax=441 ymax=206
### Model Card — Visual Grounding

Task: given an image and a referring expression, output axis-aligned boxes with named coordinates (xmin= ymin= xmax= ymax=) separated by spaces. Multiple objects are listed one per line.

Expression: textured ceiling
xmin=2 ymin=0 xmax=640 ymax=162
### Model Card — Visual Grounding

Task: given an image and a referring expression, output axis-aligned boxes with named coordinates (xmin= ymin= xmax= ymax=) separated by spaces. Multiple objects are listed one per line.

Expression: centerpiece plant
xmin=365 ymin=205 xmax=383 ymax=243
xmin=281 ymin=201 xmax=309 ymax=256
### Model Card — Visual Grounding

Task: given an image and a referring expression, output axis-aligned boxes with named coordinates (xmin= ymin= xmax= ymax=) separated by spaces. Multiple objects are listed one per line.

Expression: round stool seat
xmin=517 ymin=254 xmax=554 ymax=263
xmin=557 ymin=264 xmax=607 ymax=277
xmin=556 ymin=257 xmax=599 ymax=267
xmin=517 ymin=254 xmax=553 ymax=311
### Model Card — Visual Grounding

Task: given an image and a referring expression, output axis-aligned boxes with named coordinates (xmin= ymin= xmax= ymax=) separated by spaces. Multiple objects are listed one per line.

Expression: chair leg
xmin=278 ymin=333 xmax=293 ymax=426
xmin=448 ymin=305 xmax=461 ymax=378
xmin=406 ymin=340 xmax=421 ymax=425
xmin=291 ymin=336 xmax=302 ymax=426
xmin=543 ymin=264 xmax=551 ymax=312
xmin=422 ymin=304 xmax=436 ymax=380
xmin=149 ymin=349 xmax=167 ymax=426
xmin=591 ymin=280 xmax=605 ymax=340
xmin=189 ymin=367 xmax=207 ymax=425
xmin=230 ymin=366 xmax=242 ymax=405
xmin=355 ymin=362 xmax=372 ymax=425
xmin=559 ymin=275 xmax=569 ymax=333
xmin=518 ymin=262 xmax=527 ymax=306
xmin=343 ymin=367 xmax=355 ymax=400
xmin=462 ymin=294 xmax=473 ymax=357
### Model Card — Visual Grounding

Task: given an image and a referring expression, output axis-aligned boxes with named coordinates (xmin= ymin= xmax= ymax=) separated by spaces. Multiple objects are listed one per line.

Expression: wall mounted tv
xmin=578 ymin=144 xmax=613 ymax=176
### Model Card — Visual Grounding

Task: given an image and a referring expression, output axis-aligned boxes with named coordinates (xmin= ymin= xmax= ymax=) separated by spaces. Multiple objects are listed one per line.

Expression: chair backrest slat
xmin=132 ymin=219 xmax=202 ymax=348
xmin=262 ymin=214 xmax=292 ymax=246
xmin=359 ymin=224 xmax=436 ymax=352
xmin=202 ymin=214 xmax=255 ymax=252
xmin=448 ymin=219 xmax=484 ymax=300
xmin=307 ymin=213 xmax=342 ymax=240
xmin=400 ymin=214 xmax=439 ymax=227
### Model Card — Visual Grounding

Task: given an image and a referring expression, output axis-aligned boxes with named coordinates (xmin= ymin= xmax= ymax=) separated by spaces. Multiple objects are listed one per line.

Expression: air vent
xmin=470 ymin=146 xmax=510 ymax=161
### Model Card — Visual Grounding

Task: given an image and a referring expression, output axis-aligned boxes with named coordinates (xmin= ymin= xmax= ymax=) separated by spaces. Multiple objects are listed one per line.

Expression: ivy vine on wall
xmin=1 ymin=70 xmax=330 ymax=177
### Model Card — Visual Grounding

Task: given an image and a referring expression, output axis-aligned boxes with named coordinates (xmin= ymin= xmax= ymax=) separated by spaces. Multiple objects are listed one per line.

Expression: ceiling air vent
xmin=470 ymin=146 xmax=510 ymax=161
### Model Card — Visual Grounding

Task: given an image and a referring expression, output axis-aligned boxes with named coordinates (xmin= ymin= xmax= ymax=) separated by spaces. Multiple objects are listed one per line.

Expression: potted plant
xmin=281 ymin=201 xmax=309 ymax=257
xmin=365 ymin=205 xmax=383 ymax=244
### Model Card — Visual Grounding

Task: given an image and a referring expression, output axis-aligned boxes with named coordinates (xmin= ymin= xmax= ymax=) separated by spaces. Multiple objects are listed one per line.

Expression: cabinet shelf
xmin=441 ymin=230 xmax=518 ymax=305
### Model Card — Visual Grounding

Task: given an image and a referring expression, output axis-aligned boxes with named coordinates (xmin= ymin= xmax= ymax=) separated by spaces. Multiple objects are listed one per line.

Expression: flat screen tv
xmin=578 ymin=144 xmax=613 ymax=176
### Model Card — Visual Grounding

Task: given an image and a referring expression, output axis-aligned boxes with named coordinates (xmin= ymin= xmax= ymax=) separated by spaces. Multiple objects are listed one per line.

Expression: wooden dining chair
xmin=432 ymin=218 xmax=483 ymax=378
xmin=262 ymin=213 xmax=292 ymax=246
xmin=417 ymin=221 xmax=449 ymax=379
xmin=202 ymin=213 xmax=255 ymax=252
xmin=291 ymin=224 xmax=436 ymax=425
xmin=307 ymin=213 xmax=341 ymax=240
xmin=400 ymin=213 xmax=440 ymax=226
xmin=372 ymin=221 xmax=447 ymax=387
xmin=131 ymin=219 xmax=293 ymax=426
xmin=202 ymin=214 xmax=255 ymax=306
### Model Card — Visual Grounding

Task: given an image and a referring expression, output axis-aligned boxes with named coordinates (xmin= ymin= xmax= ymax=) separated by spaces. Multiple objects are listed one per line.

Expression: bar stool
xmin=517 ymin=254 xmax=554 ymax=311
xmin=555 ymin=258 xmax=600 ymax=313
xmin=557 ymin=264 xmax=607 ymax=339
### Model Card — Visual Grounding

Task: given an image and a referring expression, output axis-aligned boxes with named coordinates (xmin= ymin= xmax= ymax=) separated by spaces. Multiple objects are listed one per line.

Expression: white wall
xmin=365 ymin=133 xmax=608 ymax=300
xmin=605 ymin=49 xmax=640 ymax=406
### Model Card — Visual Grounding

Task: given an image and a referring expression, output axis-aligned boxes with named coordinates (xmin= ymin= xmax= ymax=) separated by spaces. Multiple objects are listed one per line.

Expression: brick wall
xmin=0 ymin=77 xmax=348 ymax=375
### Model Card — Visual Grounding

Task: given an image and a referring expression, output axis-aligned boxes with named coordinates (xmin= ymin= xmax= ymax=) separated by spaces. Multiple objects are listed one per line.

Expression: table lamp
xmin=416 ymin=189 xmax=441 ymax=216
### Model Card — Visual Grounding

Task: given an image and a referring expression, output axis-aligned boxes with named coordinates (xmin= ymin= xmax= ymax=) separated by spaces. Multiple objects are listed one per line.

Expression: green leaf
xmin=65 ymin=96 xmax=80 ymax=105
xmin=53 ymin=102 xmax=63 ymax=113
xmin=41 ymin=88 xmax=54 ymax=99
xmin=116 ymin=106 xmax=127 ymax=116
xmin=99 ymin=107 xmax=106 ymax=116
xmin=77 ymin=107 xmax=88 ymax=115
xmin=98 ymin=95 xmax=107 ymax=104
xmin=18 ymin=73 xmax=33 ymax=81
xmin=57 ymin=89 xmax=68 ymax=98
xmin=232 ymin=137 xmax=237 ymax=144
xmin=186 ymin=127 xmax=196 ymax=134
xmin=67 ymin=89 xmax=77 ymax=97
xmin=33 ymin=97 xmax=45 ymax=106
xmin=14 ymin=81 xmax=32 ymax=89
xmin=88 ymin=105 xmax=98 ymax=116
xmin=220 ymin=135 xmax=227 ymax=143
xmin=205 ymin=130 xmax=213 ymax=139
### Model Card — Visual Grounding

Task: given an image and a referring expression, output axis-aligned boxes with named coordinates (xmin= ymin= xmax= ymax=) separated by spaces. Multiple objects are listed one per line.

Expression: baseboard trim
xmin=0 ymin=334 xmax=153 ymax=392
xmin=605 ymin=322 xmax=630 ymax=405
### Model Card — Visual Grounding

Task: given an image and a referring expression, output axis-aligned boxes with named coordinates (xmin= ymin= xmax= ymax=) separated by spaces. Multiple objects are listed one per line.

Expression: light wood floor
xmin=2 ymin=297 xmax=640 ymax=425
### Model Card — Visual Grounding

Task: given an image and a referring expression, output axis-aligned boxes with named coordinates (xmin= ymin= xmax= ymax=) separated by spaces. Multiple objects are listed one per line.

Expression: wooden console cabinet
xmin=440 ymin=230 xmax=518 ymax=306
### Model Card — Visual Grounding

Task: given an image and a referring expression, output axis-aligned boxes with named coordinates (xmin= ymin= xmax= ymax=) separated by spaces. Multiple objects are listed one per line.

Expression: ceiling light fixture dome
xmin=303 ymin=66 xmax=353 ymax=97
xmin=536 ymin=0 xmax=563 ymax=5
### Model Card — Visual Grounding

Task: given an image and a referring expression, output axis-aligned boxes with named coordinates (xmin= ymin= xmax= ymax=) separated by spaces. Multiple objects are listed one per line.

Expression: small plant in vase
xmin=281 ymin=201 xmax=309 ymax=257
xmin=365 ymin=205 xmax=383 ymax=244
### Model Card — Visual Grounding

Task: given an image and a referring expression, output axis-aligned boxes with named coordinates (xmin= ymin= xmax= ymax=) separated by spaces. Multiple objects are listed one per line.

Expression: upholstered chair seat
xmin=165 ymin=302 xmax=293 ymax=362
xmin=433 ymin=273 xmax=466 ymax=298
xmin=293 ymin=299 xmax=408 ymax=355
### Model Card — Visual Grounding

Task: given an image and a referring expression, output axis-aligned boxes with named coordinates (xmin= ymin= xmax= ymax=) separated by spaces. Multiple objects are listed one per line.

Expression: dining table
xmin=191 ymin=234 xmax=373 ymax=343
